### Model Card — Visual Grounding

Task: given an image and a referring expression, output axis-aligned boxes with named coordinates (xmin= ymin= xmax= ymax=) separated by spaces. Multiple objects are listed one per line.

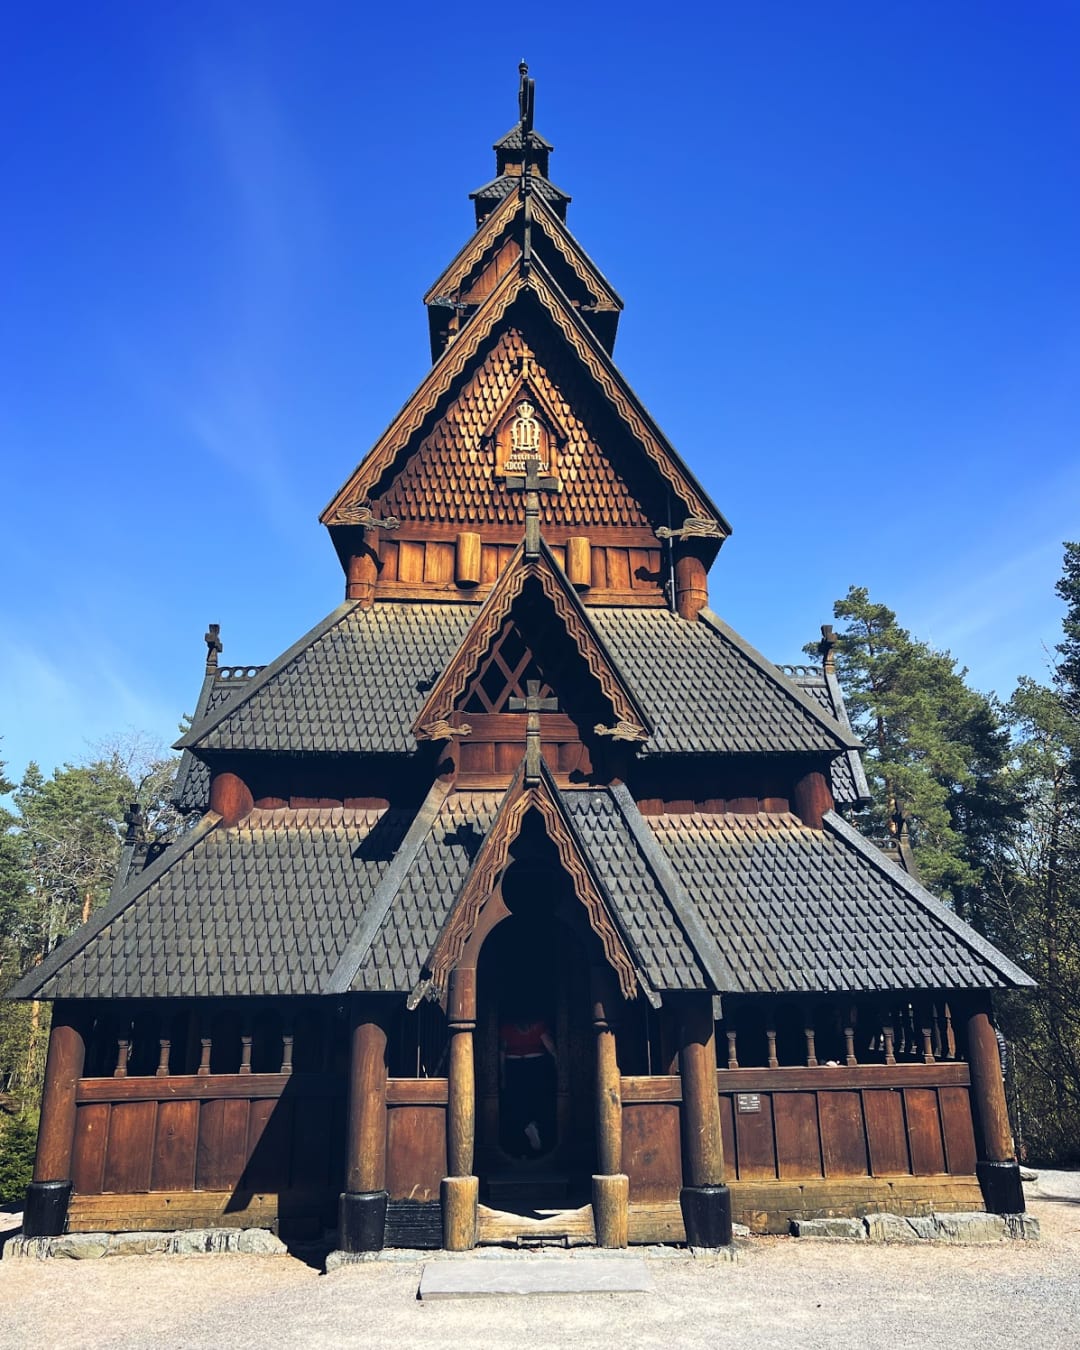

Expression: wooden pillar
xmin=338 ymin=997 xmax=391 ymax=1252
xmin=25 ymin=1004 xmax=85 ymax=1237
xmin=965 ymin=996 xmax=1025 ymax=1213
xmin=346 ymin=535 xmax=380 ymax=608
xmin=678 ymin=993 xmax=732 ymax=1247
xmin=209 ymin=771 xmax=254 ymax=827
xmin=591 ymin=969 xmax=628 ymax=1248
xmin=674 ymin=548 xmax=709 ymax=622
xmin=443 ymin=967 xmax=478 ymax=1251
xmin=792 ymin=768 xmax=833 ymax=829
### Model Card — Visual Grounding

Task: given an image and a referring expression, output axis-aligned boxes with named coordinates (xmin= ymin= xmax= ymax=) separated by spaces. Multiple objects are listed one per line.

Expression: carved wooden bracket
xmin=655 ymin=516 xmax=725 ymax=541
xmin=593 ymin=721 xmax=648 ymax=743
xmin=417 ymin=719 xmax=473 ymax=743
xmin=335 ymin=501 xmax=402 ymax=531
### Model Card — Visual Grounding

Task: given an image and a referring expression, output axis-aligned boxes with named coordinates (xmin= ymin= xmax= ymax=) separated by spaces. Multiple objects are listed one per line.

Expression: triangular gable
xmin=411 ymin=760 xmax=653 ymax=1006
xmin=322 ymin=255 xmax=727 ymax=534
xmin=411 ymin=536 xmax=651 ymax=741
xmin=424 ymin=182 xmax=622 ymax=315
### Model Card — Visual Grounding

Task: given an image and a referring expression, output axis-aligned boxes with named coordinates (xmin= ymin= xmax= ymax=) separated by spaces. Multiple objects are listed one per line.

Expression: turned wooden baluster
xmin=156 ymin=1038 xmax=171 ymax=1077
xmin=113 ymin=1038 xmax=130 ymax=1078
xmin=931 ymin=1003 xmax=943 ymax=1060
xmin=280 ymin=1031 xmax=294 ymax=1075
xmin=766 ymin=1026 xmax=779 ymax=1069
xmin=843 ymin=1025 xmax=857 ymax=1067
xmin=944 ymin=1002 xmax=957 ymax=1060
xmin=197 ymin=1034 xmax=212 ymax=1076
xmin=804 ymin=1019 xmax=819 ymax=1068
xmin=239 ymin=1032 xmax=253 ymax=1075
xmin=726 ymin=1029 xmax=739 ymax=1070
xmin=882 ymin=1023 xmax=896 ymax=1066
xmin=921 ymin=1014 xmax=935 ymax=1065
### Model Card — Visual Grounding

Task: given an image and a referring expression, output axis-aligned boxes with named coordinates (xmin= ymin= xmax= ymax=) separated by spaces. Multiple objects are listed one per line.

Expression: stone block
xmin=108 ymin=1233 xmax=171 ymax=1257
xmin=235 ymin=1229 xmax=287 ymax=1255
xmin=51 ymin=1234 xmax=110 ymax=1259
xmin=930 ymin=1212 xmax=1006 ymax=1244
xmin=863 ymin=1213 xmax=922 ymax=1243
xmin=790 ymin=1218 xmax=865 ymax=1240
xmin=1004 ymin=1213 xmax=1040 ymax=1240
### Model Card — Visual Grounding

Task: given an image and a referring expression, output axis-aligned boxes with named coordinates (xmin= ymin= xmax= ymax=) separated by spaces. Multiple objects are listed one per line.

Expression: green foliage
xmin=0 ymin=1110 xmax=39 ymax=1206
xmin=0 ymin=736 xmax=181 ymax=1110
xmin=813 ymin=586 xmax=1017 ymax=921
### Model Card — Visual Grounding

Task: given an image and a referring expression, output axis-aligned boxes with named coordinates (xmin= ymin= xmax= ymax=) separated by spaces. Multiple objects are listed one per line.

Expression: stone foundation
xmin=4 ymin=1227 xmax=287 ymax=1260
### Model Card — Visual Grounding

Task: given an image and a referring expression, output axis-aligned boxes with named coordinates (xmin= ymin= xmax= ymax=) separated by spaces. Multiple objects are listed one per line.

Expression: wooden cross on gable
xmin=504 ymin=453 xmax=559 ymax=559
xmin=508 ymin=678 xmax=558 ymax=784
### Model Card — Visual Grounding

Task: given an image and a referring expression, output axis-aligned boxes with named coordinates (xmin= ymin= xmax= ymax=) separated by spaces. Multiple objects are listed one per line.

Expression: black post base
xmin=23 ymin=1180 xmax=72 ymax=1238
xmin=977 ymin=1160 xmax=1025 ymax=1214
xmin=338 ymin=1189 xmax=388 ymax=1252
xmin=680 ymin=1184 xmax=733 ymax=1247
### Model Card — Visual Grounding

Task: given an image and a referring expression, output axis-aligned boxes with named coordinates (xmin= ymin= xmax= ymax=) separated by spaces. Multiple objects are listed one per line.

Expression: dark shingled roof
xmin=470 ymin=174 xmax=570 ymax=207
xmin=9 ymin=808 xmax=413 ymax=1001
xmin=590 ymin=607 xmax=859 ymax=756
xmin=780 ymin=665 xmax=872 ymax=808
xmin=560 ymin=790 xmax=708 ymax=991
xmin=646 ymin=809 xmax=1033 ymax=994
xmin=350 ymin=791 xmax=501 ymax=992
xmin=174 ymin=669 xmax=263 ymax=813
xmin=180 ymin=601 xmax=859 ymax=763
xmin=493 ymin=125 xmax=554 ymax=152
xmin=181 ymin=602 xmax=475 ymax=756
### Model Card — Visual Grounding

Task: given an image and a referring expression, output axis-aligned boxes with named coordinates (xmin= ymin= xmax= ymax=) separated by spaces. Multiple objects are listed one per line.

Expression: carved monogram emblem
xmin=505 ymin=400 xmax=547 ymax=474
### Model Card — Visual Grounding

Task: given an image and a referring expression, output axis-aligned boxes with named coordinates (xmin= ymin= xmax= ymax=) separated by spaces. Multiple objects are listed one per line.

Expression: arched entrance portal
xmin=474 ymin=813 xmax=598 ymax=1214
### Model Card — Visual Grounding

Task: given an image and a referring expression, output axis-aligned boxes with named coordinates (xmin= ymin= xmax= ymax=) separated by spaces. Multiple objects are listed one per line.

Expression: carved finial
xmin=518 ymin=60 xmax=535 ymax=136
xmin=205 ymin=623 xmax=222 ymax=672
xmin=417 ymin=719 xmax=473 ymax=743
xmin=819 ymin=623 xmax=837 ymax=674
xmin=593 ymin=722 xmax=648 ymax=744
xmin=656 ymin=516 xmax=724 ymax=542
xmin=336 ymin=500 xmax=401 ymax=531
xmin=123 ymin=802 xmax=146 ymax=845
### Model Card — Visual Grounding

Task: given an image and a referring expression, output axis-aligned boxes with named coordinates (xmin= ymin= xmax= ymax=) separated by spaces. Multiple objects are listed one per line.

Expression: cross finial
xmin=504 ymin=453 xmax=559 ymax=559
xmin=508 ymin=678 xmax=559 ymax=785
xmin=204 ymin=623 xmax=222 ymax=672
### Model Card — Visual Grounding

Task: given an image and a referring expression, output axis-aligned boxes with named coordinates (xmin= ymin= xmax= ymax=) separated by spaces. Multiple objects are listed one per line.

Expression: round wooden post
xmin=25 ymin=1004 xmax=85 ymax=1237
xmin=455 ymin=532 xmax=482 ymax=587
xmin=339 ymin=997 xmax=391 ymax=1252
xmin=674 ymin=549 xmax=709 ymax=622
xmin=678 ymin=994 xmax=732 ymax=1247
xmin=346 ymin=535 xmax=380 ymax=608
xmin=965 ymin=997 xmax=1024 ymax=1213
xmin=591 ymin=969 xmax=628 ymax=1248
xmin=792 ymin=768 xmax=834 ymax=829
xmin=443 ymin=968 xmax=478 ymax=1250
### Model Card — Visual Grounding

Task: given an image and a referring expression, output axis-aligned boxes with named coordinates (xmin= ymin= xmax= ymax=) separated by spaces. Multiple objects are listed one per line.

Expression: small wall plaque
xmin=736 ymin=1093 xmax=761 ymax=1113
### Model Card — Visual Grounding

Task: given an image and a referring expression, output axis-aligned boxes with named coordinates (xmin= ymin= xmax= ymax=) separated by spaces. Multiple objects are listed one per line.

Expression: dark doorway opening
xmin=475 ymin=813 xmax=596 ymax=1215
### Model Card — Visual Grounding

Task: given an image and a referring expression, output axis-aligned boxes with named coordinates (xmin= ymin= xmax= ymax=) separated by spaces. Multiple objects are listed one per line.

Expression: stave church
xmin=12 ymin=67 xmax=1032 ymax=1253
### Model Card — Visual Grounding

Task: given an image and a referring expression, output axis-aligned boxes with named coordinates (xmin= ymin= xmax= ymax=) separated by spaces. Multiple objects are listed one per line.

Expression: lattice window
xmin=462 ymin=619 xmax=554 ymax=713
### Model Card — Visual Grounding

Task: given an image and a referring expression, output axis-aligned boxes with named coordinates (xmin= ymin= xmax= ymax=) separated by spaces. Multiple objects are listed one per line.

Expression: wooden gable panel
xmin=378 ymin=328 xmax=652 ymax=531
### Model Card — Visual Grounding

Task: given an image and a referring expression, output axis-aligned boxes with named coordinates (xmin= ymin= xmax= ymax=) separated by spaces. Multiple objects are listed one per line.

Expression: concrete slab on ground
xmin=418 ymin=1255 xmax=653 ymax=1298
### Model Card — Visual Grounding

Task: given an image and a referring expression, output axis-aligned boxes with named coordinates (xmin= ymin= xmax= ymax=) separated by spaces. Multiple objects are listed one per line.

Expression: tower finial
xmin=518 ymin=61 xmax=534 ymax=135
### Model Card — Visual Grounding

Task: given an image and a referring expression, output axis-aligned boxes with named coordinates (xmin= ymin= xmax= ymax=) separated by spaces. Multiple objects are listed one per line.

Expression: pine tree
xmin=817 ymin=587 xmax=1017 ymax=920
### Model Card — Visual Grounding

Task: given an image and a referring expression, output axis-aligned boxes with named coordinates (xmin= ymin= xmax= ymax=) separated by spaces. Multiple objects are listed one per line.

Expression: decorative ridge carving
xmin=655 ymin=516 xmax=725 ymax=541
xmin=593 ymin=721 xmax=648 ymax=743
xmin=424 ymin=775 xmax=641 ymax=1003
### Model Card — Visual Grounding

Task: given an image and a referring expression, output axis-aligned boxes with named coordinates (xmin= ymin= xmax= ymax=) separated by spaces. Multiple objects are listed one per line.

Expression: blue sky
xmin=2 ymin=2 xmax=1078 ymax=786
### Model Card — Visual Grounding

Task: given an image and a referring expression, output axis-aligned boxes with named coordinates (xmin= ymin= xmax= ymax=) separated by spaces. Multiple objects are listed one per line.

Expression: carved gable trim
xmin=321 ymin=258 xmax=724 ymax=533
xmin=411 ymin=538 xmax=651 ymax=740
xmin=422 ymin=769 xmax=643 ymax=1003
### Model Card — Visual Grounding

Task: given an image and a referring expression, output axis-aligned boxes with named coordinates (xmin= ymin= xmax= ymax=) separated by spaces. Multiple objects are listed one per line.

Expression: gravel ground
xmin=1 ymin=1172 xmax=1078 ymax=1350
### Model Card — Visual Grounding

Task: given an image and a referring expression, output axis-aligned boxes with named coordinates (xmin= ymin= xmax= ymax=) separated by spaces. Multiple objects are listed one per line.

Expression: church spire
xmin=470 ymin=62 xmax=569 ymax=226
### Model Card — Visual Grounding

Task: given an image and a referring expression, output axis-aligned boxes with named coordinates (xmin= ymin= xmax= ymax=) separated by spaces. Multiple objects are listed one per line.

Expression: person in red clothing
xmin=499 ymin=1012 xmax=557 ymax=1156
